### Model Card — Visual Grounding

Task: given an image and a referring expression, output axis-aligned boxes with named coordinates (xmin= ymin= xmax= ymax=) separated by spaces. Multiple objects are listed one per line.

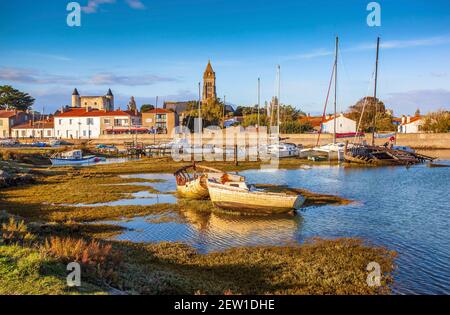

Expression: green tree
xmin=140 ymin=104 xmax=155 ymax=112
xmin=347 ymin=96 xmax=394 ymax=132
xmin=280 ymin=121 xmax=314 ymax=133
xmin=421 ymin=109 xmax=450 ymax=133
xmin=242 ymin=113 xmax=269 ymax=128
xmin=0 ymin=85 xmax=35 ymax=111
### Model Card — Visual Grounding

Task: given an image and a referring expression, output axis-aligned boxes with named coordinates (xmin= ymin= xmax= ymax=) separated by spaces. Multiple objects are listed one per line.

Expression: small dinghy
xmin=207 ymin=178 xmax=305 ymax=214
xmin=174 ymin=164 xmax=245 ymax=200
xmin=50 ymin=150 xmax=97 ymax=166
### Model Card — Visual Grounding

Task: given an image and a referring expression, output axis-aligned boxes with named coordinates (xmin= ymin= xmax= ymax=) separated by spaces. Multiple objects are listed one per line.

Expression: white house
xmin=398 ymin=115 xmax=423 ymax=133
xmin=12 ymin=119 xmax=55 ymax=139
xmin=321 ymin=113 xmax=356 ymax=134
xmin=54 ymin=108 xmax=142 ymax=139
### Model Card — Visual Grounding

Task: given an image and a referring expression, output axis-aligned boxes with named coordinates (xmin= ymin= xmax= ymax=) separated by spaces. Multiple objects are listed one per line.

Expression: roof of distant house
xmin=54 ymin=108 xmax=138 ymax=118
xmin=298 ymin=116 xmax=323 ymax=127
xmin=0 ymin=110 xmax=21 ymax=118
xmin=322 ymin=114 xmax=354 ymax=123
xmin=164 ymin=101 xmax=191 ymax=114
xmin=400 ymin=116 xmax=422 ymax=126
xmin=144 ymin=108 xmax=173 ymax=114
xmin=13 ymin=119 xmax=54 ymax=129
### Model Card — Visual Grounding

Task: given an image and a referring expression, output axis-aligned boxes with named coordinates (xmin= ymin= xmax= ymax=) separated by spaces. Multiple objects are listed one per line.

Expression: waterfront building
xmin=12 ymin=118 xmax=54 ymax=138
xmin=0 ymin=110 xmax=31 ymax=138
xmin=54 ymin=107 xmax=142 ymax=139
xmin=71 ymin=88 xmax=114 ymax=111
xmin=142 ymin=108 xmax=178 ymax=134
xmin=398 ymin=115 xmax=423 ymax=133
xmin=320 ymin=113 xmax=357 ymax=134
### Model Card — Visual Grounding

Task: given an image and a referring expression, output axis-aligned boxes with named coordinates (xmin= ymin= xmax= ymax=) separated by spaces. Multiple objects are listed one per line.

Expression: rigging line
xmin=316 ymin=61 xmax=336 ymax=147
xmin=354 ymin=68 xmax=376 ymax=143
xmin=338 ymin=51 xmax=351 ymax=114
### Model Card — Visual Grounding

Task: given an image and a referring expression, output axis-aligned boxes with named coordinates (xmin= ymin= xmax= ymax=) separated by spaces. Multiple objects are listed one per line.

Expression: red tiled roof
xmin=0 ymin=110 xmax=19 ymax=118
xmin=145 ymin=108 xmax=172 ymax=114
xmin=55 ymin=108 xmax=133 ymax=118
xmin=13 ymin=119 xmax=54 ymax=129
xmin=299 ymin=116 xmax=323 ymax=127
xmin=400 ymin=116 xmax=422 ymax=126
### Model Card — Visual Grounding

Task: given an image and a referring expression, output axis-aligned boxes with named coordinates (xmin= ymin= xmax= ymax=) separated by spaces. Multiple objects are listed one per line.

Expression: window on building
xmin=21 ymin=130 xmax=26 ymax=137
xmin=83 ymin=130 xmax=86 ymax=137
xmin=0 ymin=120 xmax=3 ymax=126
xmin=59 ymin=119 xmax=62 ymax=125
xmin=104 ymin=118 xmax=110 ymax=124
xmin=47 ymin=130 xmax=51 ymax=136
xmin=69 ymin=119 xmax=73 ymax=125
xmin=87 ymin=118 xmax=94 ymax=125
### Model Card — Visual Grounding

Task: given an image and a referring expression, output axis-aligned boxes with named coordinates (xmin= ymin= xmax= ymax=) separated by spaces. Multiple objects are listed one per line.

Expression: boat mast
xmin=277 ymin=65 xmax=281 ymax=135
xmin=257 ymin=77 xmax=260 ymax=129
xmin=333 ymin=36 xmax=339 ymax=144
xmin=371 ymin=37 xmax=380 ymax=146
xmin=223 ymin=95 xmax=226 ymax=128
xmin=198 ymin=82 xmax=202 ymax=132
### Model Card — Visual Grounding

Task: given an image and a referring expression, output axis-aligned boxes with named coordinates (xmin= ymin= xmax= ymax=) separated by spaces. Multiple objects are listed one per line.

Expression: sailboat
xmin=260 ymin=65 xmax=300 ymax=158
xmin=343 ymin=38 xmax=434 ymax=166
xmin=300 ymin=37 xmax=346 ymax=161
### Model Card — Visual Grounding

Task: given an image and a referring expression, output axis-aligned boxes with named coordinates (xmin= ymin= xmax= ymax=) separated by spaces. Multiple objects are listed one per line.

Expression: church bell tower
xmin=202 ymin=60 xmax=217 ymax=103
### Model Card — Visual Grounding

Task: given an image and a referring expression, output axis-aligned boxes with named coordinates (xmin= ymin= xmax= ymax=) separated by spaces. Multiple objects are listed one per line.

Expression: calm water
xmin=97 ymin=163 xmax=450 ymax=294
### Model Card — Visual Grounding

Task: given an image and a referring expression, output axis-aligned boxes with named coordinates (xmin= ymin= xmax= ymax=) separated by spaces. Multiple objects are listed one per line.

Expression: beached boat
xmin=344 ymin=143 xmax=434 ymax=166
xmin=174 ymin=164 xmax=245 ymax=199
xmin=50 ymin=150 xmax=97 ymax=166
xmin=207 ymin=179 xmax=305 ymax=214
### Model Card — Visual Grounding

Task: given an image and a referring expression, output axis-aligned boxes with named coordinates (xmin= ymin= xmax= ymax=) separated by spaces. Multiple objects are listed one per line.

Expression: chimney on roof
xmin=407 ymin=115 xmax=411 ymax=124
xmin=401 ymin=115 xmax=406 ymax=124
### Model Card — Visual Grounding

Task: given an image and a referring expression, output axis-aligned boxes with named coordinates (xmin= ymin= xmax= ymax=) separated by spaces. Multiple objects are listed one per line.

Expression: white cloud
xmin=81 ymin=0 xmax=116 ymax=14
xmin=0 ymin=67 xmax=177 ymax=86
xmin=385 ymin=89 xmax=450 ymax=115
xmin=284 ymin=35 xmax=450 ymax=61
xmin=81 ymin=0 xmax=146 ymax=14
xmin=125 ymin=0 xmax=146 ymax=10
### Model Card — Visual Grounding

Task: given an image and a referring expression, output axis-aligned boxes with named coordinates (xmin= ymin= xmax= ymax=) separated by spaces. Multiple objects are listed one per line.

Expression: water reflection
xmin=101 ymin=209 xmax=302 ymax=253
xmin=73 ymin=191 xmax=177 ymax=207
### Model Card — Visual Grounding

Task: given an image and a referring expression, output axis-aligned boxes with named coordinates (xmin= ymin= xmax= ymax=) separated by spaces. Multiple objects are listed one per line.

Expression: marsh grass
xmin=42 ymin=237 xmax=121 ymax=285
xmin=1 ymin=217 xmax=36 ymax=245
xmin=0 ymin=244 xmax=106 ymax=295
xmin=112 ymin=238 xmax=396 ymax=295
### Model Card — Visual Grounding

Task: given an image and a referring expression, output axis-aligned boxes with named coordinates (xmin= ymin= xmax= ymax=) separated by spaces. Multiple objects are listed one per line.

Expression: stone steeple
xmin=202 ymin=60 xmax=217 ymax=103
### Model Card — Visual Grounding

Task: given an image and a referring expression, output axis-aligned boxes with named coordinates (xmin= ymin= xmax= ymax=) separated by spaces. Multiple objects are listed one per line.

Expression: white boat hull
xmin=207 ymin=181 xmax=305 ymax=214
xmin=50 ymin=156 xmax=97 ymax=166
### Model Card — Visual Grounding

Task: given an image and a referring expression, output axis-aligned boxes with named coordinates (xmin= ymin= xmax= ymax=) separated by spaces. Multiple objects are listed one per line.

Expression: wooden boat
xmin=344 ymin=143 xmax=434 ymax=166
xmin=174 ymin=164 xmax=245 ymax=200
xmin=50 ymin=150 xmax=97 ymax=166
xmin=207 ymin=179 xmax=305 ymax=214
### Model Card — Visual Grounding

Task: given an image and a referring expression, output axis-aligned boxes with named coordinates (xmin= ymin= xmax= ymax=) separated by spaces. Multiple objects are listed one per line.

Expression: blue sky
xmin=1 ymin=0 xmax=450 ymax=115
